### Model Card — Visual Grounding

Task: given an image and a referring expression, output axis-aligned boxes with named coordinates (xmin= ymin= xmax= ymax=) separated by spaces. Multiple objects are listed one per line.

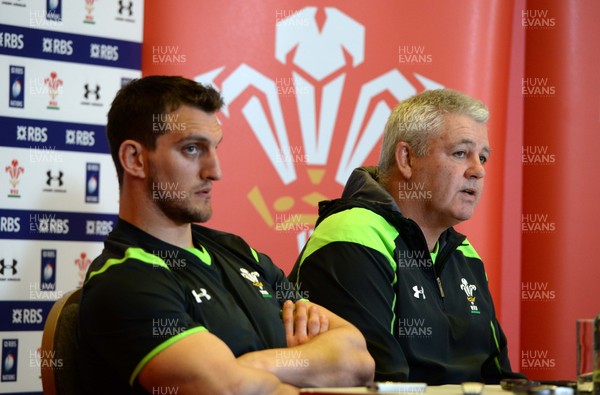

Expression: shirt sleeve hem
xmin=128 ymin=326 xmax=209 ymax=387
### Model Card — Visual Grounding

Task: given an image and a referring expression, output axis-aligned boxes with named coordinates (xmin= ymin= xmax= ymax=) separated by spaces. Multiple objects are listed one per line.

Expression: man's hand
xmin=282 ymin=300 xmax=329 ymax=347
xmin=240 ymin=300 xmax=374 ymax=387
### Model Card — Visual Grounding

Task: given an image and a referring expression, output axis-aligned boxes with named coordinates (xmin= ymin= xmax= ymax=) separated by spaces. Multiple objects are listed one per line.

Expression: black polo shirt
xmin=78 ymin=219 xmax=297 ymax=394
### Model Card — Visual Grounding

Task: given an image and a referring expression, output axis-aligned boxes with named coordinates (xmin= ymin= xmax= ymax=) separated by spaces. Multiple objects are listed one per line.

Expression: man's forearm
xmin=238 ymin=325 xmax=374 ymax=388
xmin=138 ymin=331 xmax=300 ymax=395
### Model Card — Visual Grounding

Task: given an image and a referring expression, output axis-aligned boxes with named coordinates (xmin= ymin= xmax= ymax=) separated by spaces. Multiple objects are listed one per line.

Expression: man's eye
xmin=454 ymin=151 xmax=466 ymax=158
xmin=479 ymin=155 xmax=488 ymax=165
xmin=184 ymin=145 xmax=198 ymax=154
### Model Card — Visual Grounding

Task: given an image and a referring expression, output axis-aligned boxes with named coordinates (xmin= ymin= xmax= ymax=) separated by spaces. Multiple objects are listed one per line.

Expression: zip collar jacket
xmin=289 ymin=166 xmax=522 ymax=384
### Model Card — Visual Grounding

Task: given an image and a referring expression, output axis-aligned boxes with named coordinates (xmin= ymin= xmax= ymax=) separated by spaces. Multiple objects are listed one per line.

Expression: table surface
xmin=300 ymin=384 xmax=507 ymax=395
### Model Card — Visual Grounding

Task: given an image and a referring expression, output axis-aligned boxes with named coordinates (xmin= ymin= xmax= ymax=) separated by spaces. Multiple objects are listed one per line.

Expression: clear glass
xmin=577 ymin=318 xmax=595 ymax=393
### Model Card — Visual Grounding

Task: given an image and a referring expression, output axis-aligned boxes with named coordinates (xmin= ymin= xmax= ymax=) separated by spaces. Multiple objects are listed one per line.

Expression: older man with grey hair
xmin=290 ymin=89 xmax=524 ymax=384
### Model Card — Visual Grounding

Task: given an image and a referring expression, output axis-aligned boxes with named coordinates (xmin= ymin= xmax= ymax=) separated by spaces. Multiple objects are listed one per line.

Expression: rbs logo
xmin=17 ymin=125 xmax=48 ymax=142
xmin=66 ymin=129 xmax=95 ymax=146
xmin=90 ymin=43 xmax=119 ymax=61
xmin=42 ymin=37 xmax=73 ymax=56
xmin=12 ymin=308 xmax=43 ymax=324
xmin=0 ymin=32 xmax=24 ymax=49
xmin=0 ymin=217 xmax=20 ymax=233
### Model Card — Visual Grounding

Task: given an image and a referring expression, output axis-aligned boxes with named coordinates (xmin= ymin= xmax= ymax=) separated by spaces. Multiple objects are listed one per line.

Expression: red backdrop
xmin=142 ymin=0 xmax=600 ymax=380
xmin=519 ymin=0 xmax=600 ymax=381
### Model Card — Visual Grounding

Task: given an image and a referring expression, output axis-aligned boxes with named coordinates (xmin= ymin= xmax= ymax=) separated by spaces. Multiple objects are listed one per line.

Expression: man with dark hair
xmin=105 ymin=75 xmax=225 ymax=187
xmin=77 ymin=75 xmax=374 ymax=395
xmin=290 ymin=89 xmax=524 ymax=384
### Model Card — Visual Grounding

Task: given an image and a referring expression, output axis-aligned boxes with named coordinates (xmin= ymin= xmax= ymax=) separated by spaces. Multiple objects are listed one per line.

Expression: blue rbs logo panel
xmin=1 ymin=339 xmax=18 ymax=382
xmin=9 ymin=65 xmax=25 ymax=109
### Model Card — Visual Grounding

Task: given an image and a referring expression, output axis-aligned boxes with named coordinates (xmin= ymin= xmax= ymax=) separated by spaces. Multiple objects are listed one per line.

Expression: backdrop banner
xmin=143 ymin=0 xmax=513 ymax=305
xmin=140 ymin=0 xmax=600 ymax=382
xmin=520 ymin=0 xmax=600 ymax=381
xmin=0 ymin=0 xmax=143 ymax=393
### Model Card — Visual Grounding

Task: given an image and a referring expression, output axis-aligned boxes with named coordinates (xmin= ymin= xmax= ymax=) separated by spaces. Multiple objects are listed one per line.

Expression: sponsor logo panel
xmin=8 ymin=65 xmax=25 ymax=108
xmin=0 ymin=240 xmax=104 ymax=300
xmin=0 ymin=208 xmax=117 ymax=241
xmin=85 ymin=162 xmax=100 ymax=203
xmin=1 ymin=56 xmax=141 ymax=123
xmin=1 ymin=338 xmax=18 ymax=382
xmin=40 ymin=249 xmax=57 ymax=291
xmin=0 ymin=24 xmax=141 ymax=69
xmin=2 ymin=116 xmax=107 ymax=152
xmin=1 ymin=149 xmax=119 ymax=213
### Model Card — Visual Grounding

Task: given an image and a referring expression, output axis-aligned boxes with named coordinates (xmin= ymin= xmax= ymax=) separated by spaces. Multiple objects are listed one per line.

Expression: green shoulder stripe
xmin=457 ymin=238 xmax=481 ymax=260
xmin=129 ymin=326 xmax=208 ymax=386
xmin=457 ymin=239 xmax=487 ymax=281
xmin=300 ymin=207 xmax=398 ymax=271
xmin=429 ymin=242 xmax=440 ymax=264
xmin=186 ymin=244 xmax=212 ymax=266
xmin=489 ymin=320 xmax=503 ymax=374
xmin=86 ymin=247 xmax=170 ymax=283
xmin=298 ymin=207 xmax=399 ymax=335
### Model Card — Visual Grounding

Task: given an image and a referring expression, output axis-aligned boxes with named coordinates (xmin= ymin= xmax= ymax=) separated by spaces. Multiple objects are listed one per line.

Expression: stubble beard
xmin=148 ymin=164 xmax=213 ymax=224
xmin=155 ymin=194 xmax=213 ymax=224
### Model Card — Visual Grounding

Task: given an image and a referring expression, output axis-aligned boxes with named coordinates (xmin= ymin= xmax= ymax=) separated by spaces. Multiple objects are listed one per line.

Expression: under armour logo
xmin=0 ymin=259 xmax=18 ymax=275
xmin=84 ymin=83 xmax=100 ymax=100
xmin=412 ymin=285 xmax=425 ymax=299
xmin=118 ymin=0 xmax=133 ymax=16
xmin=46 ymin=170 xmax=64 ymax=187
xmin=192 ymin=288 xmax=211 ymax=303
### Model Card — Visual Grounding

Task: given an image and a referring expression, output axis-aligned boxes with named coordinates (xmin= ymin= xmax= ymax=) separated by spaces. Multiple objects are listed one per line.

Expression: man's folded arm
xmin=237 ymin=300 xmax=375 ymax=388
xmin=291 ymin=241 xmax=411 ymax=381
xmin=137 ymin=330 xmax=299 ymax=395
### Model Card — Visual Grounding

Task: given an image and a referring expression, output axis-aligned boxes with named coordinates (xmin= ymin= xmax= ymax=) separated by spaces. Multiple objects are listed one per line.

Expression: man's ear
xmin=119 ymin=140 xmax=146 ymax=179
xmin=394 ymin=141 xmax=413 ymax=179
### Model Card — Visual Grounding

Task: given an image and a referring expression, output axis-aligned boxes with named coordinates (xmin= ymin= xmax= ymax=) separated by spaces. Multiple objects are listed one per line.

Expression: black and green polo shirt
xmin=78 ymin=219 xmax=296 ymax=394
